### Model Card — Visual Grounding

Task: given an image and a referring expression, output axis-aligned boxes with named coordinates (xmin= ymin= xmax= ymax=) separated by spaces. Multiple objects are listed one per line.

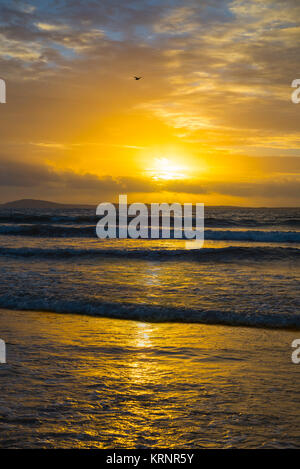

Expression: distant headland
xmin=0 ymin=199 xmax=94 ymax=209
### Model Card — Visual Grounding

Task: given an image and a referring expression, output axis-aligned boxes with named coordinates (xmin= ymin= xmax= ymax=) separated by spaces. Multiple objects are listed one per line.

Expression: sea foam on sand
xmin=0 ymin=308 xmax=300 ymax=449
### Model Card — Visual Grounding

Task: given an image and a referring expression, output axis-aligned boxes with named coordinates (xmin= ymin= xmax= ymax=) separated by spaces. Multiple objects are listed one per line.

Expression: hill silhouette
xmin=0 ymin=199 xmax=94 ymax=209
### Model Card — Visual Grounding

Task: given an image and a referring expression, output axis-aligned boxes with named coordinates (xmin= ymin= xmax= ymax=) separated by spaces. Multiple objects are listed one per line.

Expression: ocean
xmin=0 ymin=206 xmax=300 ymax=448
xmin=0 ymin=206 xmax=300 ymax=329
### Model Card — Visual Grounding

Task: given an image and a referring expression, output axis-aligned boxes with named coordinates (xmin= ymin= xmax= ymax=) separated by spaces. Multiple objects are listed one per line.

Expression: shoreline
xmin=0 ymin=305 xmax=299 ymax=331
xmin=0 ymin=308 xmax=299 ymax=448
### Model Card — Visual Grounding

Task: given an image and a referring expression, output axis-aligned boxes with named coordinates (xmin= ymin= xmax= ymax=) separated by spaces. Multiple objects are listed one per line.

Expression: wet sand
xmin=0 ymin=308 xmax=300 ymax=448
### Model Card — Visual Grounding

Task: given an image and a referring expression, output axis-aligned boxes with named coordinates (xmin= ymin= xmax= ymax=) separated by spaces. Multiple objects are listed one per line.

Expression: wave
xmin=0 ymin=245 xmax=299 ymax=261
xmin=0 ymin=295 xmax=299 ymax=329
xmin=1 ymin=224 xmax=300 ymax=243
xmin=0 ymin=224 xmax=94 ymax=237
xmin=0 ymin=214 xmax=96 ymax=225
xmin=1 ymin=214 xmax=300 ymax=228
xmin=205 ymin=229 xmax=300 ymax=243
xmin=281 ymin=219 xmax=300 ymax=226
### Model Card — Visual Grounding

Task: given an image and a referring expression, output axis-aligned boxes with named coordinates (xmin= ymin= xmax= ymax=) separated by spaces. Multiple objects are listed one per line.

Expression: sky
xmin=0 ymin=0 xmax=300 ymax=206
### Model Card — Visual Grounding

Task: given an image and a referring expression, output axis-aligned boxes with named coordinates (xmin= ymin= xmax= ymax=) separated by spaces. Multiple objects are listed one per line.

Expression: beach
xmin=0 ymin=308 xmax=299 ymax=449
xmin=1 ymin=206 xmax=300 ymax=448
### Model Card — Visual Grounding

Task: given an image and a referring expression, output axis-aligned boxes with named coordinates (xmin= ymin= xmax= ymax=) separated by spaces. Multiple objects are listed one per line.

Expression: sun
xmin=148 ymin=157 xmax=187 ymax=180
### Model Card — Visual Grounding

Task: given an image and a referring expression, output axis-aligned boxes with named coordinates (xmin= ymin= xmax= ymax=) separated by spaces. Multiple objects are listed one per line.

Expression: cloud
xmin=35 ymin=23 xmax=69 ymax=32
xmin=0 ymin=159 xmax=299 ymax=205
xmin=0 ymin=33 xmax=42 ymax=61
xmin=0 ymin=0 xmax=299 ymax=205
xmin=30 ymin=142 xmax=68 ymax=149
xmin=0 ymin=159 xmax=57 ymax=187
xmin=154 ymin=7 xmax=198 ymax=34
xmin=164 ymin=178 xmax=300 ymax=200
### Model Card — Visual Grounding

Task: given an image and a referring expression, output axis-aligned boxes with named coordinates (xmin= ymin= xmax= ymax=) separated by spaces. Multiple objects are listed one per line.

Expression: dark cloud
xmin=1 ymin=159 xmax=299 ymax=204
xmin=0 ymin=159 xmax=57 ymax=187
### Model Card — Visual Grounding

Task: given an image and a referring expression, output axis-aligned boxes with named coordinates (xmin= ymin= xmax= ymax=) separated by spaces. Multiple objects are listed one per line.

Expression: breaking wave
xmin=0 ymin=245 xmax=299 ymax=261
xmin=0 ymin=295 xmax=299 ymax=329
xmin=1 ymin=224 xmax=300 ymax=243
xmin=1 ymin=214 xmax=300 ymax=228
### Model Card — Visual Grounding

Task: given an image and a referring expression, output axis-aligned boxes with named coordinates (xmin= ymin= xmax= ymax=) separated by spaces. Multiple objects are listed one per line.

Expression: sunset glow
xmin=147 ymin=157 xmax=187 ymax=180
xmin=0 ymin=0 xmax=299 ymax=206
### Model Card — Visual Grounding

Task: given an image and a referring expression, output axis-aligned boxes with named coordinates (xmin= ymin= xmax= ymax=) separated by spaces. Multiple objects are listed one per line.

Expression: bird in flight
xmin=134 ymin=76 xmax=142 ymax=80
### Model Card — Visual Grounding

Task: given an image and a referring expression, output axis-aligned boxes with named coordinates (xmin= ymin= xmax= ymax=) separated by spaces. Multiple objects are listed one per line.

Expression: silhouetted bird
xmin=134 ymin=76 xmax=142 ymax=80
